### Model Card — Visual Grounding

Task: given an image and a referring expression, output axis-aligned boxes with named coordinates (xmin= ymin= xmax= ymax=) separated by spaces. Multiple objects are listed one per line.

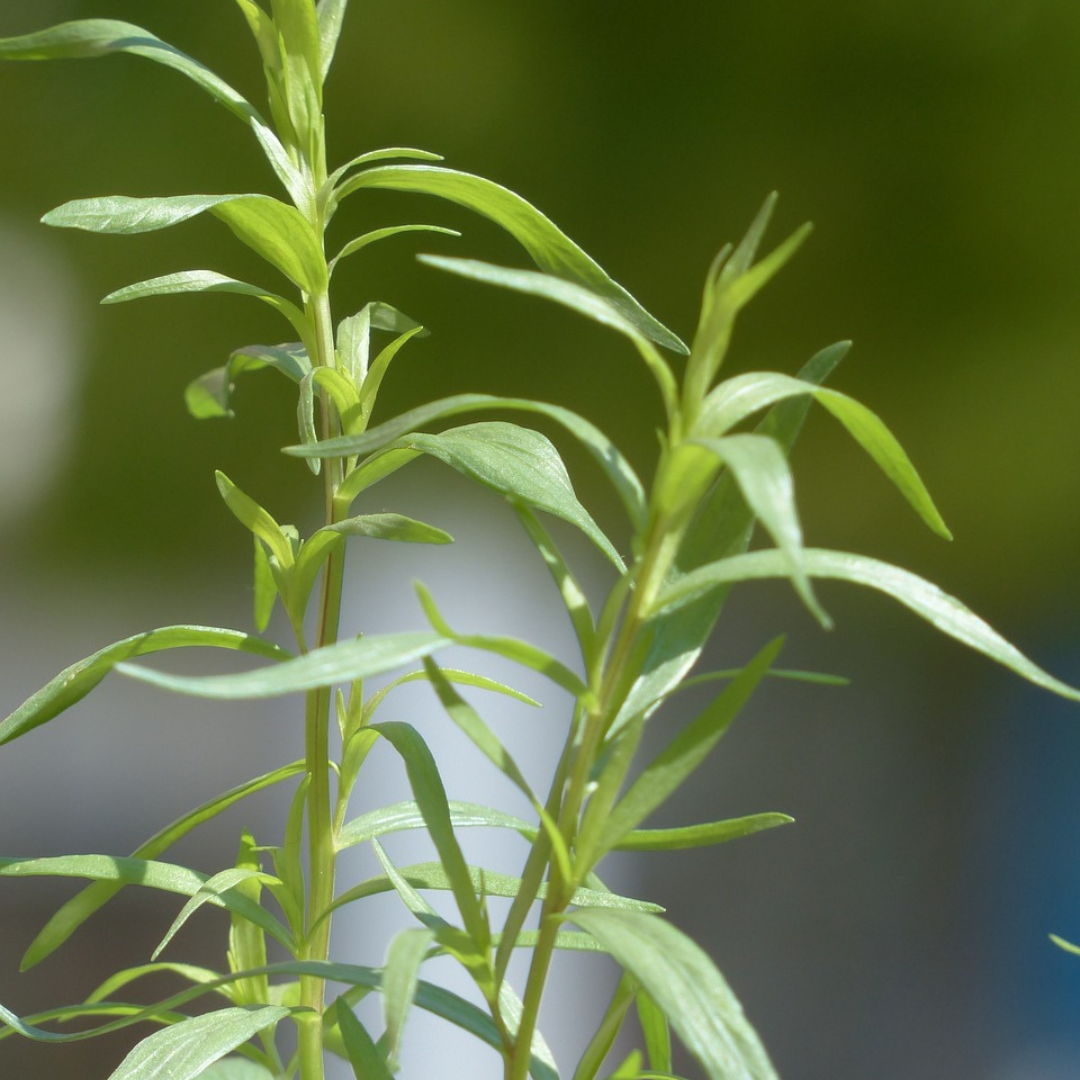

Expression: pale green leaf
xmin=334 ymin=999 xmax=393 ymax=1080
xmin=617 ymin=814 xmax=793 ymax=852
xmin=338 ymin=800 xmax=533 ymax=851
xmin=570 ymin=910 xmax=778 ymax=1080
xmin=195 ymin=1060 xmax=275 ymax=1080
xmin=107 ymin=1007 xmax=288 ymax=1080
xmin=331 ymin=225 xmax=459 ymax=275
xmin=0 ymin=855 xmax=294 ymax=951
xmin=401 ymin=421 xmax=623 ymax=570
xmin=117 ymin=632 xmax=452 ymax=699
xmin=215 ymin=472 xmax=293 ymax=567
xmin=697 ymin=371 xmax=951 ymax=539
xmin=332 ymin=164 xmax=686 ymax=353
xmin=186 ymin=342 xmax=311 ymax=420
xmin=598 ymin=639 xmax=782 ymax=858
xmin=316 ymin=0 xmax=351 ymax=81
xmin=382 ymin=929 xmax=436 ymax=1069
xmin=291 ymin=392 xmax=647 ymax=529
xmin=637 ymin=989 xmax=673 ymax=1076
xmin=0 ymin=626 xmax=289 ymax=748
xmin=44 ymin=194 xmax=241 ymax=234
xmin=21 ymin=761 xmax=302 ymax=971
xmin=87 ymin=963 xmax=227 ymax=1005
xmin=660 ymin=548 xmax=1080 ymax=701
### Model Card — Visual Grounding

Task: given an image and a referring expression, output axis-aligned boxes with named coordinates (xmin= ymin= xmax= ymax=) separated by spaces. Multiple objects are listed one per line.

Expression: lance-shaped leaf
xmin=334 ymin=998 xmax=394 ymax=1080
xmin=616 ymin=813 xmax=793 ymax=852
xmin=0 ymin=855 xmax=294 ymax=951
xmin=116 ymin=631 xmax=452 ymax=700
xmin=569 ymin=909 xmax=779 ymax=1080
xmin=22 ymin=761 xmax=303 ymax=971
xmin=371 ymin=722 xmax=488 ymax=946
xmin=338 ymin=800 xmax=534 ymax=851
xmin=187 ymin=342 xmax=311 ymax=421
xmin=44 ymin=194 xmax=327 ymax=294
xmin=103 ymin=270 xmax=310 ymax=344
xmin=0 ymin=20 xmax=259 ymax=125
xmin=381 ymin=928 xmax=436 ymax=1070
xmin=107 ymin=1006 xmax=289 ymax=1080
xmin=689 ymin=433 xmax=826 ymax=626
xmin=697 ymin=371 xmax=950 ymax=540
xmin=195 ymin=1060 xmax=276 ymax=1080
xmin=317 ymin=0 xmax=351 ymax=82
xmin=337 ymin=301 xmax=424 ymax=384
xmin=421 ymin=255 xmax=679 ymax=417
xmin=291 ymin=392 xmax=647 ymax=529
xmin=398 ymin=421 xmax=623 ymax=570
xmin=612 ymin=343 xmax=846 ymax=730
xmin=597 ymin=638 xmax=782 ymax=859
xmin=331 ymin=164 xmax=686 ymax=354
xmin=0 ymin=626 xmax=289 ymax=747
xmin=331 ymin=224 xmax=459 ymax=275
xmin=658 ymin=548 xmax=1080 ymax=702
xmin=216 ymin=471 xmax=294 ymax=567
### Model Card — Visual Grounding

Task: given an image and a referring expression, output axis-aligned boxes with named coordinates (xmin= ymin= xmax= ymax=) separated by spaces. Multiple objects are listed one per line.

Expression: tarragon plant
xmin=1 ymin=5 xmax=1077 ymax=1080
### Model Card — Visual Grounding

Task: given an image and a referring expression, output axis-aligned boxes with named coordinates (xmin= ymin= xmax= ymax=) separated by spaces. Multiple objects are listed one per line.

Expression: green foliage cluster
xmin=2 ymin=4 xmax=1078 ymax=1079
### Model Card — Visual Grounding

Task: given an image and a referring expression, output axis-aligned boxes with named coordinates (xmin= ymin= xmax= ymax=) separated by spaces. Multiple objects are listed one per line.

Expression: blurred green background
xmin=2 ymin=1 xmax=1080 ymax=1078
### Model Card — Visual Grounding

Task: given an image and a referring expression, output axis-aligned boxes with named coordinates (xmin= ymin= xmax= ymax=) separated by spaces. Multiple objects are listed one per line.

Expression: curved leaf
xmin=331 ymin=164 xmax=686 ymax=354
xmin=116 ymin=632 xmax=451 ymax=699
xmin=334 ymin=998 xmax=393 ymax=1080
xmin=108 ymin=1006 xmax=289 ymax=1080
xmin=661 ymin=548 xmax=1080 ymax=701
xmin=569 ymin=910 xmax=778 ymax=1080
xmin=187 ymin=341 xmax=312 ymax=420
xmin=0 ymin=626 xmax=290 ymax=747
xmin=331 ymin=224 xmax=459 ymax=275
xmin=292 ymin=392 xmax=647 ymax=529
xmin=338 ymin=800 xmax=534 ymax=851
xmin=697 ymin=372 xmax=951 ymax=540
xmin=617 ymin=814 xmax=793 ymax=852
xmin=0 ymin=855 xmax=294 ymax=951
xmin=401 ymin=422 xmax=623 ymax=570
xmin=44 ymin=194 xmax=242 ymax=234
xmin=22 ymin=761 xmax=303 ymax=971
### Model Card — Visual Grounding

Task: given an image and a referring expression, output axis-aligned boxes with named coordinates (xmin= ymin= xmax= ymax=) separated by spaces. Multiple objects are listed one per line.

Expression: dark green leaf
xmin=0 ymin=626 xmax=290 ymax=747
xmin=569 ymin=910 xmax=778 ymax=1080
xmin=332 ymin=164 xmax=686 ymax=354
xmin=334 ymin=999 xmax=394 ymax=1080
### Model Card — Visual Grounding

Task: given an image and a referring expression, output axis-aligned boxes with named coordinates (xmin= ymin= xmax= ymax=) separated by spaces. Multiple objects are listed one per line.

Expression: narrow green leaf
xmin=117 ymin=631 xmax=451 ymax=699
xmin=0 ymin=626 xmax=289 ymax=748
xmin=637 ymin=989 xmax=673 ymax=1076
xmin=334 ymin=998 xmax=394 ymax=1080
xmin=597 ymin=639 xmax=782 ymax=858
xmin=572 ymin=974 xmax=639 ymax=1080
xmin=290 ymin=392 xmax=647 ymax=529
xmin=107 ymin=1006 xmax=289 ymax=1080
xmin=210 ymin=197 xmax=327 ymax=294
xmin=153 ymin=868 xmax=280 ymax=962
xmin=691 ymin=433 xmax=826 ymax=627
xmin=323 ymin=862 xmax=662 ymax=924
xmin=331 ymin=225 xmax=459 ymax=275
xmin=44 ymin=193 xmax=241 ymax=234
xmin=337 ymin=301 xmax=424 ymax=384
xmin=316 ymin=0 xmax=351 ymax=82
xmin=698 ymin=371 xmax=951 ymax=540
xmin=402 ymin=422 xmax=624 ymax=570
xmin=616 ymin=814 xmax=793 ymax=852
xmin=661 ymin=548 xmax=1080 ymax=702
xmin=333 ymin=164 xmax=686 ymax=354
xmin=381 ymin=929 xmax=436 ymax=1069
xmin=362 ymin=667 xmax=540 ymax=722
xmin=187 ymin=342 xmax=311 ymax=421
xmin=22 ymin=762 xmax=302 ymax=971
xmin=499 ymin=983 xmax=562 ymax=1080
xmin=194 ymin=1060 xmax=275 ymax=1080
xmin=323 ymin=512 xmax=453 ymax=545
xmin=269 ymin=0 xmax=322 ymax=87
xmin=0 ymin=855 xmax=294 ymax=952
xmin=216 ymin=472 xmax=293 ymax=567
xmin=339 ymin=800 xmax=533 ymax=851
xmin=87 ymin=963 xmax=226 ymax=1005
xmin=371 ymin=722 xmax=487 ymax=945
xmin=0 ymin=20 xmax=260 ymax=125
xmin=570 ymin=910 xmax=778 ymax=1080
xmin=614 ymin=343 xmax=846 ymax=730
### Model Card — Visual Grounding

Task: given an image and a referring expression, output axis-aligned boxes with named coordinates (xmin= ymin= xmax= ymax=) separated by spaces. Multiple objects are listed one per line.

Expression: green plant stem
xmin=297 ymin=287 xmax=345 ymax=1080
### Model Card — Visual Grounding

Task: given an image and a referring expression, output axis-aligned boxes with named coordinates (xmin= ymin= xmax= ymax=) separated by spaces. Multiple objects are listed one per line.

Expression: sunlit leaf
xmin=186 ymin=342 xmax=311 ymax=420
xmin=0 ymin=626 xmax=289 ymax=748
xmin=338 ymin=800 xmax=533 ymax=851
xmin=194 ymin=1060 xmax=275 ymax=1080
xmin=316 ymin=0 xmax=351 ymax=82
xmin=661 ymin=548 xmax=1080 ymax=701
xmin=617 ymin=814 xmax=793 ymax=852
xmin=331 ymin=224 xmax=459 ymax=275
xmin=570 ymin=910 xmax=778 ymax=1080
xmin=117 ymin=631 xmax=451 ymax=699
xmin=107 ymin=1006 xmax=289 ymax=1080
xmin=381 ymin=929 xmax=436 ymax=1069
xmin=332 ymin=163 xmax=686 ymax=353
xmin=290 ymin=392 xmax=647 ymax=529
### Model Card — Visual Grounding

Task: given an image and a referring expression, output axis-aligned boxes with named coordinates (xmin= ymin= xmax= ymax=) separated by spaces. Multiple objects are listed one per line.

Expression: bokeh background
xmin=2 ymin=1 xmax=1080 ymax=1077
